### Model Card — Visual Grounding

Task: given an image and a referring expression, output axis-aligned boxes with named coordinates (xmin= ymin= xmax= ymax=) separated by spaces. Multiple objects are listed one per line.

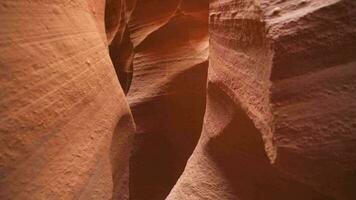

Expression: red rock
xmin=168 ymin=0 xmax=356 ymax=199
xmin=125 ymin=0 xmax=209 ymax=199
xmin=1 ymin=0 xmax=356 ymax=200
xmin=0 ymin=1 xmax=134 ymax=199
xmin=264 ymin=0 xmax=356 ymax=198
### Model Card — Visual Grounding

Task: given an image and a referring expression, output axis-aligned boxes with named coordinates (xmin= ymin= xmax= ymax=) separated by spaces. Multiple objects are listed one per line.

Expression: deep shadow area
xmin=129 ymin=133 xmax=177 ymax=200
xmin=105 ymin=0 xmax=134 ymax=94
xmin=129 ymin=61 xmax=208 ymax=200
xmin=108 ymin=27 xmax=134 ymax=95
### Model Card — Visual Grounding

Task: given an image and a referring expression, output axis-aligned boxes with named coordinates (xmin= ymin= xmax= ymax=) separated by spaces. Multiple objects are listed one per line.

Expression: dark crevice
xmin=129 ymin=61 xmax=208 ymax=200
xmin=105 ymin=0 xmax=134 ymax=94
xmin=104 ymin=1 xmax=208 ymax=199
xmin=108 ymin=26 xmax=134 ymax=95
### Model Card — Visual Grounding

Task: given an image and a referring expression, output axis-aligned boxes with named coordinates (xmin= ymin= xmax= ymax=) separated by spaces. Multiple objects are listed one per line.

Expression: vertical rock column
xmin=0 ymin=0 xmax=135 ymax=199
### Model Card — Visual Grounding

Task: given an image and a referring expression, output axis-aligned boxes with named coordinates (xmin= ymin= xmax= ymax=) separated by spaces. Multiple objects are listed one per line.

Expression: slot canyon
xmin=0 ymin=0 xmax=356 ymax=199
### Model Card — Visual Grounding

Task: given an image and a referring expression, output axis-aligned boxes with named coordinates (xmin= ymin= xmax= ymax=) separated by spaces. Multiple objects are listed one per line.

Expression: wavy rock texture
xmin=123 ymin=0 xmax=209 ymax=199
xmin=1 ymin=0 xmax=356 ymax=200
xmin=106 ymin=0 xmax=137 ymax=94
xmin=168 ymin=0 xmax=356 ymax=199
xmin=0 ymin=0 xmax=134 ymax=199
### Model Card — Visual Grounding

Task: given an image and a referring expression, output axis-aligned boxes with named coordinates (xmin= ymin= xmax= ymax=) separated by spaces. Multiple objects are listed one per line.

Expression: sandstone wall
xmin=1 ymin=0 xmax=356 ymax=200
xmin=124 ymin=0 xmax=209 ymax=199
xmin=0 ymin=1 xmax=134 ymax=199
xmin=168 ymin=0 xmax=356 ymax=199
xmin=263 ymin=0 xmax=356 ymax=198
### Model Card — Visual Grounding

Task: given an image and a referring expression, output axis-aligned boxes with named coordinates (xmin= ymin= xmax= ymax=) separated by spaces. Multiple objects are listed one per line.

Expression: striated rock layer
xmin=168 ymin=0 xmax=356 ymax=199
xmin=1 ymin=0 xmax=356 ymax=200
xmin=122 ymin=0 xmax=209 ymax=199
xmin=0 ymin=0 xmax=135 ymax=199
xmin=263 ymin=0 xmax=356 ymax=198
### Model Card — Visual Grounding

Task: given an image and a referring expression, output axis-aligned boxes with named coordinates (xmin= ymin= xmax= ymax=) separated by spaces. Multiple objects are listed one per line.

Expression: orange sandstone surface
xmin=0 ymin=0 xmax=356 ymax=200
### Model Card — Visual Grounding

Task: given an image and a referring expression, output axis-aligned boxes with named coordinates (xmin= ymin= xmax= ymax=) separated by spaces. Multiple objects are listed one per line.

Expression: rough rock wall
xmin=122 ymin=0 xmax=209 ymax=199
xmin=1 ymin=0 xmax=356 ymax=200
xmin=168 ymin=0 xmax=356 ymax=199
xmin=0 ymin=0 xmax=134 ymax=199
xmin=263 ymin=0 xmax=356 ymax=199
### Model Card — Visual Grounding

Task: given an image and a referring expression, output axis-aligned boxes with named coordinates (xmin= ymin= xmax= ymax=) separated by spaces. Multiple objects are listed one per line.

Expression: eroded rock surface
xmin=168 ymin=0 xmax=356 ymax=199
xmin=1 ymin=0 xmax=356 ymax=200
xmin=263 ymin=0 xmax=356 ymax=198
xmin=125 ymin=0 xmax=209 ymax=199
xmin=0 ymin=1 xmax=134 ymax=199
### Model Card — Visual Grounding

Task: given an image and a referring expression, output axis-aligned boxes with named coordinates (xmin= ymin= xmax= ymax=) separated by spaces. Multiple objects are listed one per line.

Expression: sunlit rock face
xmin=0 ymin=1 xmax=134 ymax=199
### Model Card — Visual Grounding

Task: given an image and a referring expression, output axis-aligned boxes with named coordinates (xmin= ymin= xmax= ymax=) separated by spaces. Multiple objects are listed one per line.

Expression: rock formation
xmin=264 ymin=0 xmax=356 ymax=198
xmin=1 ymin=0 xmax=356 ymax=200
xmin=0 ymin=1 xmax=134 ymax=199
xmin=168 ymin=0 xmax=356 ymax=199
xmin=125 ymin=0 xmax=208 ymax=199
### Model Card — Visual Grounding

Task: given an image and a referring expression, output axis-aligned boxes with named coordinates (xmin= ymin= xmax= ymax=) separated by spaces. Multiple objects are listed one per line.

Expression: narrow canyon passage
xmin=105 ymin=0 xmax=208 ymax=199
xmin=1 ymin=0 xmax=356 ymax=200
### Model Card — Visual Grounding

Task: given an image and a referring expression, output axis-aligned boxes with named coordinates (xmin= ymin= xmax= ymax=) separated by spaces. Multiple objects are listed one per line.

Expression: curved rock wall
xmin=168 ymin=0 xmax=356 ymax=199
xmin=1 ymin=0 xmax=356 ymax=200
xmin=124 ymin=0 xmax=209 ymax=199
xmin=0 ymin=1 xmax=134 ymax=199
xmin=167 ymin=1 xmax=322 ymax=199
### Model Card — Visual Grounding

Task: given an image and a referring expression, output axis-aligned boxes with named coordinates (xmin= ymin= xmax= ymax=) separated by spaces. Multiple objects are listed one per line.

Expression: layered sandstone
xmin=125 ymin=0 xmax=209 ymax=199
xmin=264 ymin=0 xmax=356 ymax=198
xmin=168 ymin=0 xmax=356 ymax=199
xmin=1 ymin=0 xmax=356 ymax=200
xmin=0 ymin=1 xmax=134 ymax=199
